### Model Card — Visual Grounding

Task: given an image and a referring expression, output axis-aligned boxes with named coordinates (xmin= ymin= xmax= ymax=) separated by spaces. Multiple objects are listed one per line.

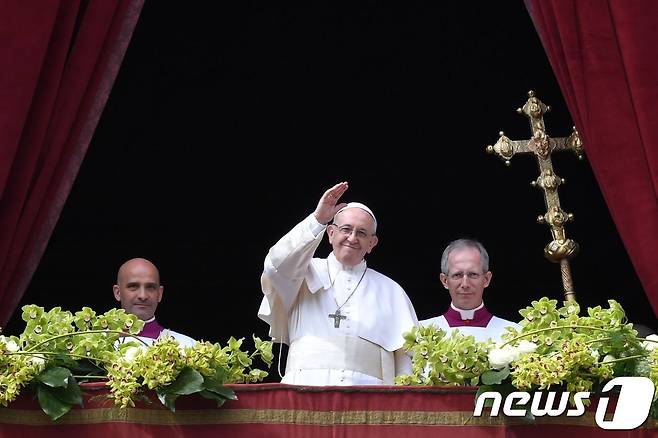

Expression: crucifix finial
xmin=485 ymin=91 xmax=584 ymax=303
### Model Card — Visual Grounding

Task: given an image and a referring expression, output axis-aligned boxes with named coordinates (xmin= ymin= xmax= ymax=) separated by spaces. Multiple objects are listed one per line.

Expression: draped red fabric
xmin=1 ymin=384 xmax=655 ymax=437
xmin=524 ymin=0 xmax=658 ymax=316
xmin=0 ymin=0 xmax=144 ymax=325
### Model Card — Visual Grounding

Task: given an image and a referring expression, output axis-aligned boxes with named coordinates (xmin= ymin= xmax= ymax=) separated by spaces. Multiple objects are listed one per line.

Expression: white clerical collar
xmin=327 ymin=252 xmax=367 ymax=277
xmin=450 ymin=302 xmax=484 ymax=320
xmin=143 ymin=316 xmax=156 ymax=323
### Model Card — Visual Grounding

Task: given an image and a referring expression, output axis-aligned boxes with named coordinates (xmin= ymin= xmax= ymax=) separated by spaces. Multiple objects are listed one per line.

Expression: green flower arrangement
xmin=397 ymin=297 xmax=658 ymax=419
xmin=0 ymin=304 xmax=273 ymax=420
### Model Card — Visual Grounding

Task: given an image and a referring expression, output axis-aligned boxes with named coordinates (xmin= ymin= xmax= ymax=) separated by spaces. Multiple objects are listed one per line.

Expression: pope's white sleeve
xmin=261 ymin=214 xmax=325 ymax=315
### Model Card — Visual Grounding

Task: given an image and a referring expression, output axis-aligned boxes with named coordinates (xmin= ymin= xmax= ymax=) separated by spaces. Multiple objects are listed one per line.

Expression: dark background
xmin=5 ymin=2 xmax=655 ymax=353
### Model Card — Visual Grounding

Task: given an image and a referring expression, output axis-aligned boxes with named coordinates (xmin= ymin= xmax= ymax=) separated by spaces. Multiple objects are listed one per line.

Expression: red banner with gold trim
xmin=0 ymin=384 xmax=656 ymax=437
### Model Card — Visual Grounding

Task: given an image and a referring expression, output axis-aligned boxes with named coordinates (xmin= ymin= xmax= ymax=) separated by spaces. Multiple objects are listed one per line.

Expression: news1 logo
xmin=474 ymin=377 xmax=656 ymax=430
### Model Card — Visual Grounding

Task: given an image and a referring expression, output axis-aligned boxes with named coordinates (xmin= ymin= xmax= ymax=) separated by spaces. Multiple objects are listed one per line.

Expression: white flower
xmin=591 ymin=350 xmax=600 ymax=359
xmin=30 ymin=354 xmax=46 ymax=371
xmin=488 ymin=341 xmax=539 ymax=369
xmin=123 ymin=346 xmax=143 ymax=362
xmin=6 ymin=339 xmax=19 ymax=352
xmin=642 ymin=334 xmax=658 ymax=352
xmin=488 ymin=345 xmax=519 ymax=369
xmin=0 ymin=335 xmax=20 ymax=352
xmin=602 ymin=354 xmax=616 ymax=363
xmin=517 ymin=340 xmax=538 ymax=354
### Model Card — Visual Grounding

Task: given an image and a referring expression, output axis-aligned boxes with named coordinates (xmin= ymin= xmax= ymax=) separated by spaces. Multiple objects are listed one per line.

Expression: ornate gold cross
xmin=486 ymin=91 xmax=585 ymax=302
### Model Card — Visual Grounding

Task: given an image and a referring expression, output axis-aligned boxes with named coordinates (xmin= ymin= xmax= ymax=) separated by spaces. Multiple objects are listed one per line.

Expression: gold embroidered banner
xmin=0 ymin=384 xmax=655 ymax=437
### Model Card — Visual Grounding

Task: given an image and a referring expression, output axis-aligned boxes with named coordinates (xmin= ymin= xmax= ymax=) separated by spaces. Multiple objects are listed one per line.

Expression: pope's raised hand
xmin=313 ymin=181 xmax=348 ymax=225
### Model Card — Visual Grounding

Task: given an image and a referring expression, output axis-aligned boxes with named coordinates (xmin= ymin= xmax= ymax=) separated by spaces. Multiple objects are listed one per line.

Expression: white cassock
xmin=259 ymin=214 xmax=419 ymax=385
xmin=420 ymin=303 xmax=520 ymax=344
xmin=118 ymin=327 xmax=197 ymax=349
xmin=136 ymin=329 xmax=197 ymax=348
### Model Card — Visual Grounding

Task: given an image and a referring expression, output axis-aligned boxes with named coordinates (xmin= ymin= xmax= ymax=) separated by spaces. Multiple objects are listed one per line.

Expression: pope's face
xmin=327 ymin=208 xmax=378 ymax=267
xmin=440 ymin=247 xmax=491 ymax=310
xmin=113 ymin=260 xmax=163 ymax=321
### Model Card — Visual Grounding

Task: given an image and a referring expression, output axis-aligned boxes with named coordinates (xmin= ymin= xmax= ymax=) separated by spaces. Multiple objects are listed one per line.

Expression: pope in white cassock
xmin=420 ymin=239 xmax=520 ymax=343
xmin=259 ymin=181 xmax=419 ymax=385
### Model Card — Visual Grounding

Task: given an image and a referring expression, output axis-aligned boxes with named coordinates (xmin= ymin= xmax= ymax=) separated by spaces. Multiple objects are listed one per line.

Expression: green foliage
xmin=106 ymin=335 xmax=273 ymax=409
xmin=480 ymin=367 xmax=509 ymax=385
xmin=35 ymin=367 xmax=82 ymax=420
xmin=506 ymin=298 xmax=644 ymax=396
xmin=397 ymin=297 xmax=658 ymax=419
xmin=395 ymin=325 xmax=491 ymax=386
xmin=0 ymin=305 xmax=273 ymax=420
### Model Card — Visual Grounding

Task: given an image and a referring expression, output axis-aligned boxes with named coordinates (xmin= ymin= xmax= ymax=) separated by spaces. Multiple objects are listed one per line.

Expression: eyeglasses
xmin=331 ymin=224 xmax=373 ymax=239
xmin=446 ymin=272 xmax=485 ymax=282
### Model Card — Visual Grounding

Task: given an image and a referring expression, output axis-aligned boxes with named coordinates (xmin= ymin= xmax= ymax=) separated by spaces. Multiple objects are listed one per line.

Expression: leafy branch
xmin=397 ymin=297 xmax=658 ymax=420
xmin=0 ymin=305 xmax=273 ymax=420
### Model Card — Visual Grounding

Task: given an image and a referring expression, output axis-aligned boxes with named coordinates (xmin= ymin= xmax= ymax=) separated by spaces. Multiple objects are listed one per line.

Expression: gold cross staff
xmin=486 ymin=91 xmax=585 ymax=302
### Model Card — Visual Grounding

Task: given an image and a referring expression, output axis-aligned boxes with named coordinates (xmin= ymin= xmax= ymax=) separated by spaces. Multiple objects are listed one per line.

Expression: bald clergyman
xmin=259 ymin=181 xmax=419 ymax=385
xmin=113 ymin=258 xmax=196 ymax=347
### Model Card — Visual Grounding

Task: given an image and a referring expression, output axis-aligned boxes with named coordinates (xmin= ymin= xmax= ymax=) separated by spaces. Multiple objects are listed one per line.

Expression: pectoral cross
xmin=486 ymin=91 xmax=585 ymax=303
xmin=328 ymin=309 xmax=347 ymax=328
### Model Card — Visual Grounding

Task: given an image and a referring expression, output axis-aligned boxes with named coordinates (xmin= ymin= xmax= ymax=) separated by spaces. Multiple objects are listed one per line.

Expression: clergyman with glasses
xmin=258 ymin=181 xmax=419 ymax=385
xmin=420 ymin=239 xmax=520 ymax=343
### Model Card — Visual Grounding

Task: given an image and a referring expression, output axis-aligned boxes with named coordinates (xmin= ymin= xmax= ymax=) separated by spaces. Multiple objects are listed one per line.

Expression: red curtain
xmin=0 ymin=0 xmax=144 ymax=326
xmin=524 ymin=0 xmax=658 ymax=316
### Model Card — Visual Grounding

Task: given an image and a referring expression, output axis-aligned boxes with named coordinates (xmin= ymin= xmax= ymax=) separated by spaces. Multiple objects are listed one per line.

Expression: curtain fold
xmin=0 ymin=0 xmax=144 ymax=325
xmin=525 ymin=0 xmax=658 ymax=316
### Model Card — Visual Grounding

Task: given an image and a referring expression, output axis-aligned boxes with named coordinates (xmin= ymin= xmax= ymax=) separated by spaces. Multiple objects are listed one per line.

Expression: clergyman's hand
xmin=313 ymin=181 xmax=348 ymax=224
